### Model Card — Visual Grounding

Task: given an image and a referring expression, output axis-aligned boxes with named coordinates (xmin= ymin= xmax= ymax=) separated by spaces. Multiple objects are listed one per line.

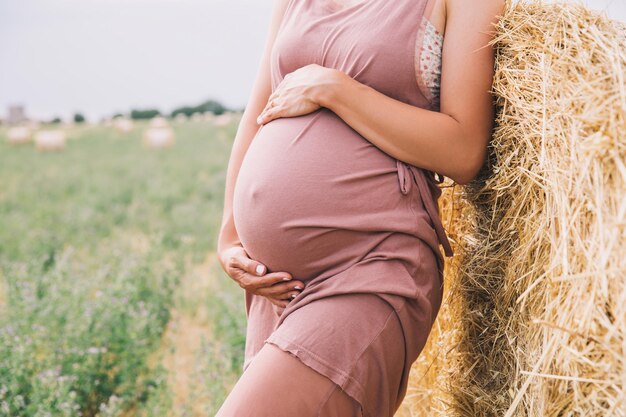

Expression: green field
xmin=0 ymin=119 xmax=246 ymax=416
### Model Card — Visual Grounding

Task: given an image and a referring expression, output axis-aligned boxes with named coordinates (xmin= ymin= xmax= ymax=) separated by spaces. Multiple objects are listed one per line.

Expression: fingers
xmin=234 ymin=271 xmax=287 ymax=291
xmin=258 ymin=92 xmax=278 ymax=124
xmin=228 ymin=252 xmax=304 ymax=291
xmin=258 ymin=104 xmax=283 ymax=125
xmin=261 ymin=280 xmax=305 ymax=310
xmin=229 ymin=252 xmax=267 ymax=277
xmin=256 ymin=281 xmax=304 ymax=299
xmin=224 ymin=248 xmax=306 ymax=298
xmin=266 ymin=105 xmax=284 ymax=119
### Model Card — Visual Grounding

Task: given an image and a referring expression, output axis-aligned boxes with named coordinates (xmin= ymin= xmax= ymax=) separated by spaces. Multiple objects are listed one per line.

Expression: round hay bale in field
xmin=34 ymin=130 xmax=66 ymax=152
xmin=213 ymin=113 xmax=232 ymax=127
xmin=174 ymin=113 xmax=188 ymax=123
xmin=149 ymin=116 xmax=168 ymax=128
xmin=203 ymin=111 xmax=215 ymax=121
xmin=143 ymin=126 xmax=174 ymax=149
xmin=7 ymin=126 xmax=32 ymax=145
xmin=27 ymin=121 xmax=41 ymax=130
xmin=190 ymin=112 xmax=204 ymax=122
xmin=113 ymin=118 xmax=134 ymax=133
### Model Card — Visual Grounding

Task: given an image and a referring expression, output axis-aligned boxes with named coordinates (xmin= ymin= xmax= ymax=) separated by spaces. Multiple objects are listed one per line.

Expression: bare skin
xmin=218 ymin=0 xmax=504 ymax=307
xmin=217 ymin=0 xmax=301 ymax=310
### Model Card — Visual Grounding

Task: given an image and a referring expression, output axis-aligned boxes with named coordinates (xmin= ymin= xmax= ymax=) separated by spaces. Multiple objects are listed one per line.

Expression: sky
xmin=1 ymin=0 xmax=624 ymax=122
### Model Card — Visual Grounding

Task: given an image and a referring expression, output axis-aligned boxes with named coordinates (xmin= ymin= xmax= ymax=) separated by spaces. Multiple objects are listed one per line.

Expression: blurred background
xmin=0 ymin=1 xmax=623 ymax=416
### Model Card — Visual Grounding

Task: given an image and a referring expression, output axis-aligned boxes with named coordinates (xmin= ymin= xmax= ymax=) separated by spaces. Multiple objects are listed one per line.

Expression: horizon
xmin=2 ymin=0 xmax=624 ymax=123
xmin=1 ymin=0 xmax=268 ymax=123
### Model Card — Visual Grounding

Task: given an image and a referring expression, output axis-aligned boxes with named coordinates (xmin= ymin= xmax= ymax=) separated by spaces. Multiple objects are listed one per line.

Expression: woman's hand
xmin=256 ymin=64 xmax=339 ymax=125
xmin=218 ymin=245 xmax=304 ymax=309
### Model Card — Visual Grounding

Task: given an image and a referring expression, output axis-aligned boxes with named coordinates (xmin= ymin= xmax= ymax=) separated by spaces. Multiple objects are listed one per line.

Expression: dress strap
xmin=396 ymin=160 xmax=454 ymax=257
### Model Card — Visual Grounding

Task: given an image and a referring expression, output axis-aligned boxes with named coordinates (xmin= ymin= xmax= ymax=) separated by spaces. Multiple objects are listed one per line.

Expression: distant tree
xmin=197 ymin=99 xmax=227 ymax=115
xmin=49 ymin=117 xmax=62 ymax=124
xmin=74 ymin=113 xmax=86 ymax=123
xmin=112 ymin=113 xmax=125 ymax=119
xmin=170 ymin=99 xmax=229 ymax=118
xmin=130 ymin=109 xmax=161 ymax=120
xmin=170 ymin=106 xmax=196 ymax=118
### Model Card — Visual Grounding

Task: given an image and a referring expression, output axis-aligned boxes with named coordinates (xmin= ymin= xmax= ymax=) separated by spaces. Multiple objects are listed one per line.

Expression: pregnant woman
xmin=217 ymin=0 xmax=502 ymax=415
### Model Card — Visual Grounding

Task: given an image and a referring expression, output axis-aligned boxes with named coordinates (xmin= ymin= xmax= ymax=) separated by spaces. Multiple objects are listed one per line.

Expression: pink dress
xmin=232 ymin=0 xmax=452 ymax=415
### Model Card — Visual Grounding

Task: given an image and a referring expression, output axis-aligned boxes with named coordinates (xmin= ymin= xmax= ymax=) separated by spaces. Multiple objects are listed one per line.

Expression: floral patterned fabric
xmin=418 ymin=17 xmax=444 ymax=103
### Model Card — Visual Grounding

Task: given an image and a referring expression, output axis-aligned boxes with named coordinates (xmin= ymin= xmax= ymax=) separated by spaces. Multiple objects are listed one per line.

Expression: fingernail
xmin=256 ymin=115 xmax=263 ymax=124
xmin=256 ymin=265 xmax=265 ymax=275
xmin=294 ymin=286 xmax=302 ymax=290
xmin=283 ymin=276 xmax=291 ymax=281
xmin=290 ymin=294 xmax=296 ymax=299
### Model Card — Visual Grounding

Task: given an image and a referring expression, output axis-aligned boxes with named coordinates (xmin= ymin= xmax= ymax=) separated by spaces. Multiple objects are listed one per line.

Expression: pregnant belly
xmin=233 ymin=108 xmax=412 ymax=282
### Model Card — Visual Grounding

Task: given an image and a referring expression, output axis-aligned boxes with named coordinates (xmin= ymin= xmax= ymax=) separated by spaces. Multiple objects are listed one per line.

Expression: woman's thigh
xmin=215 ymin=342 xmax=361 ymax=417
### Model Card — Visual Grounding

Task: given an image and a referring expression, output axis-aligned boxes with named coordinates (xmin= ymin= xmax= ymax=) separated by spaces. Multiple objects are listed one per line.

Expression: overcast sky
xmin=1 ymin=0 xmax=624 ymax=122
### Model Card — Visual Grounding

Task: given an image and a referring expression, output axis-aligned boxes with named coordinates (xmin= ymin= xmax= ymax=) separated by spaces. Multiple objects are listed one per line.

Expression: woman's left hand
xmin=256 ymin=64 xmax=337 ymax=125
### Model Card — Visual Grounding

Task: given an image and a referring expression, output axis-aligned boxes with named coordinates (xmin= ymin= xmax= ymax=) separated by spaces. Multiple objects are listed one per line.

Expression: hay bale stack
xmin=6 ymin=126 xmax=32 ymax=145
xmin=34 ymin=130 xmax=66 ymax=152
xmin=405 ymin=1 xmax=626 ymax=416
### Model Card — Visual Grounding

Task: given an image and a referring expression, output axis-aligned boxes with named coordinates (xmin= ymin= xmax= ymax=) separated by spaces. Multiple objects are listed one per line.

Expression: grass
xmin=0 ymin=118 xmax=246 ymax=416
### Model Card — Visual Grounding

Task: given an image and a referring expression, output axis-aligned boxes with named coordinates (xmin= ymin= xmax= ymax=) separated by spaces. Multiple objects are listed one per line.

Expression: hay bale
xmin=27 ymin=121 xmax=41 ymax=130
xmin=405 ymin=1 xmax=626 ymax=416
xmin=143 ymin=126 xmax=174 ymax=149
xmin=113 ymin=117 xmax=134 ymax=133
xmin=149 ymin=116 xmax=168 ymax=128
xmin=174 ymin=113 xmax=188 ymax=123
xmin=34 ymin=130 xmax=66 ymax=152
xmin=213 ymin=113 xmax=232 ymax=127
xmin=6 ymin=126 xmax=32 ymax=145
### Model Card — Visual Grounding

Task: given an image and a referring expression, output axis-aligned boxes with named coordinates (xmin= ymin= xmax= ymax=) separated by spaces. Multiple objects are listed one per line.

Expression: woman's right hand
xmin=218 ymin=245 xmax=304 ymax=309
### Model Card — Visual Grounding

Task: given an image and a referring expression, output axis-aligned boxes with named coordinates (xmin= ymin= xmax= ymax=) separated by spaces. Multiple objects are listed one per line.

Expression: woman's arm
xmin=310 ymin=0 xmax=505 ymax=185
xmin=218 ymin=0 xmax=292 ymax=254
